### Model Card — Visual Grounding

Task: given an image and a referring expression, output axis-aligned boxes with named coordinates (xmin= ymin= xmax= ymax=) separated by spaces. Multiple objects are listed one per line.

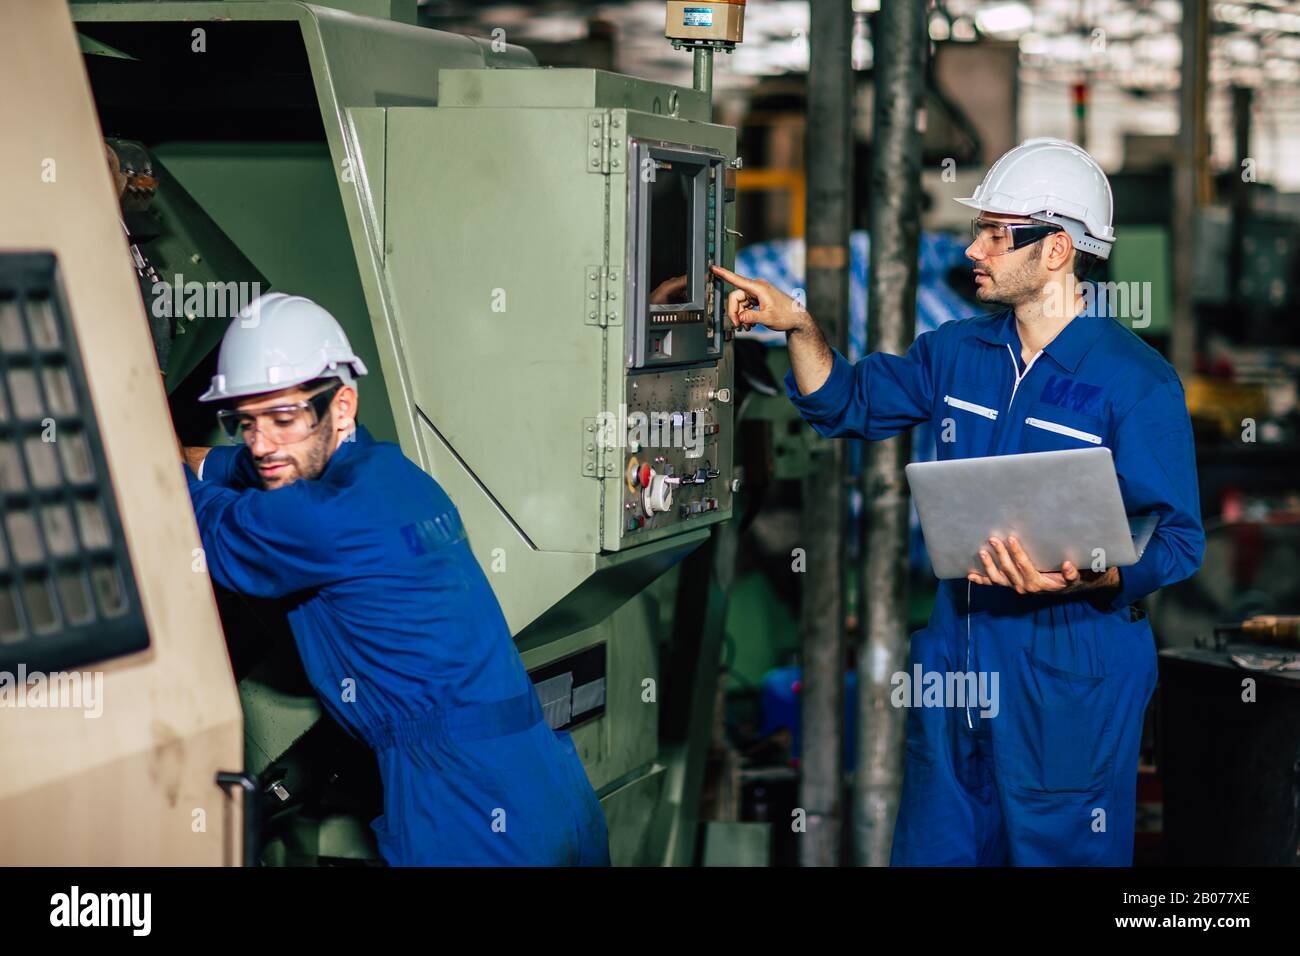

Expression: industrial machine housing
xmin=0 ymin=0 xmax=739 ymax=866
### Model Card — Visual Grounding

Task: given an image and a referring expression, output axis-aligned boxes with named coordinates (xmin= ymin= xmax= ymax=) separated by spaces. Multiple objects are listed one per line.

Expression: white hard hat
xmin=955 ymin=137 xmax=1115 ymax=259
xmin=199 ymin=293 xmax=368 ymax=403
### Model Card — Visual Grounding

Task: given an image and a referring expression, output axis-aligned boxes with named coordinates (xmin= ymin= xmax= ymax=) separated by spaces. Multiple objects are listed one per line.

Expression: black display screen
xmin=647 ymin=163 xmax=693 ymax=307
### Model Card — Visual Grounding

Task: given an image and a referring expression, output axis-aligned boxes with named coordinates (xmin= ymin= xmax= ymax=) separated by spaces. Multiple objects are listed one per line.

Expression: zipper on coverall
xmin=964 ymin=343 xmax=1042 ymax=731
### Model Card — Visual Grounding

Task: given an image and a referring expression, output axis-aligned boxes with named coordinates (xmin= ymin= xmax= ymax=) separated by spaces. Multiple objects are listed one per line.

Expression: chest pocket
xmin=1020 ymin=401 xmax=1106 ymax=452
xmin=938 ymin=379 xmax=1001 ymax=458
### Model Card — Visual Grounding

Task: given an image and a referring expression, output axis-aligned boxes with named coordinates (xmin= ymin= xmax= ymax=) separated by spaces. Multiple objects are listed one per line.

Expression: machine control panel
xmin=618 ymin=366 xmax=732 ymax=537
xmin=614 ymin=135 xmax=733 ymax=542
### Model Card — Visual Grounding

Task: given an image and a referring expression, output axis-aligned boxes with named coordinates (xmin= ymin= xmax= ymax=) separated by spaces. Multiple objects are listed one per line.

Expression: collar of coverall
xmin=973 ymin=308 xmax=1107 ymax=374
xmin=316 ymin=424 xmax=373 ymax=479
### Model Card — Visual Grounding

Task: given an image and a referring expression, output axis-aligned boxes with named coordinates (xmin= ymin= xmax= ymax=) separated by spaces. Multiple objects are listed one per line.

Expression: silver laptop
xmin=906 ymin=447 xmax=1158 ymax=580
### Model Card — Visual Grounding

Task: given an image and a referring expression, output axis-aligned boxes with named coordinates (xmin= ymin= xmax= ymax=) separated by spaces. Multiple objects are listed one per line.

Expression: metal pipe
xmin=854 ymin=0 xmax=926 ymax=868
xmin=1228 ymin=84 xmax=1251 ymax=314
xmin=799 ymin=0 xmax=854 ymax=868
xmin=693 ymin=45 xmax=714 ymax=97
xmin=1170 ymin=0 xmax=1208 ymax=380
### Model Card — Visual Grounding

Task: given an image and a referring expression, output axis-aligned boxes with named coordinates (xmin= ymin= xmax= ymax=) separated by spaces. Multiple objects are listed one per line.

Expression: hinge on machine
xmin=587 ymin=111 xmax=610 ymax=174
xmin=581 ymin=417 xmax=616 ymax=479
xmin=584 ymin=265 xmax=622 ymax=327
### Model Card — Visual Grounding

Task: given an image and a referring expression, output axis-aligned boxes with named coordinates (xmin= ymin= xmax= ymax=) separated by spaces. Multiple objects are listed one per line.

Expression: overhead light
xmin=951 ymin=16 xmax=978 ymax=41
xmin=1264 ymin=56 xmax=1300 ymax=81
xmin=1019 ymin=31 xmax=1049 ymax=56
xmin=852 ymin=18 xmax=872 ymax=69
xmin=1224 ymin=36 xmax=1260 ymax=64
xmin=1152 ymin=1 xmax=1182 ymax=22
xmin=975 ymin=2 xmax=1034 ymax=37
xmin=1134 ymin=32 xmax=1181 ymax=67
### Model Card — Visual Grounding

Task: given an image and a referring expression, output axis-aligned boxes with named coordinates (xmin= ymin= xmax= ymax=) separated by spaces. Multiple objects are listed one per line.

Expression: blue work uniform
xmin=786 ymin=310 xmax=1204 ymax=866
xmin=186 ymin=426 xmax=610 ymax=866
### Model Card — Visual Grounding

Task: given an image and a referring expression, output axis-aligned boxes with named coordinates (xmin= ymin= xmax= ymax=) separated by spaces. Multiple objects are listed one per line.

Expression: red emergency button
xmin=638 ymin=463 xmax=652 ymax=488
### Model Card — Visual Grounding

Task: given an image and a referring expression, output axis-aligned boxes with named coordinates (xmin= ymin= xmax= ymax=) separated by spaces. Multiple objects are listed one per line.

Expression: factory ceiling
xmin=418 ymin=1 xmax=1300 ymax=92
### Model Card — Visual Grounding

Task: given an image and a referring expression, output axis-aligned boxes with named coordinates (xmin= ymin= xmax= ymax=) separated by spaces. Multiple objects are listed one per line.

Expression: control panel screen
xmin=627 ymin=142 xmax=724 ymax=369
xmin=647 ymin=162 xmax=693 ymax=307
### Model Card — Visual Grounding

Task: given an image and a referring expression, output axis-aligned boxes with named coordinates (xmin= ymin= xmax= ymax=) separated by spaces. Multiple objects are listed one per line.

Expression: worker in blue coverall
xmin=181 ymin=292 xmax=609 ymax=866
xmin=712 ymin=139 xmax=1204 ymax=866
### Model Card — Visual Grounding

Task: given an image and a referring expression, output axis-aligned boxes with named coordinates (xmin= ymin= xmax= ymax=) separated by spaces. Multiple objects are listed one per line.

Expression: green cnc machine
xmin=69 ymin=0 xmax=744 ymax=865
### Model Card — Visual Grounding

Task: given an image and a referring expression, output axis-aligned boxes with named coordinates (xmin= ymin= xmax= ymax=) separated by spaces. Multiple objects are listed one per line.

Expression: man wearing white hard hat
xmin=183 ymin=293 xmax=609 ymax=866
xmin=711 ymin=139 xmax=1203 ymax=865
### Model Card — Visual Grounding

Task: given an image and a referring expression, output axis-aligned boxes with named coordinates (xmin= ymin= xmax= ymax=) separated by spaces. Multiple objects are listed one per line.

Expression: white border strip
xmin=943 ymin=395 xmax=999 ymax=420
xmin=1025 ymin=416 xmax=1102 ymax=444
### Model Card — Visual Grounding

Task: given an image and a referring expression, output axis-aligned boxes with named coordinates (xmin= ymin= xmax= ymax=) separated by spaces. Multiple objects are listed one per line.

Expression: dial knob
xmin=643 ymin=471 xmax=679 ymax=516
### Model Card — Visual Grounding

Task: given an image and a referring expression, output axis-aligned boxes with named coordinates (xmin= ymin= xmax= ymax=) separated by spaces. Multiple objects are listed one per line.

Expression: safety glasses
xmin=216 ymin=383 xmax=341 ymax=445
xmin=969 ymin=218 xmax=1063 ymax=257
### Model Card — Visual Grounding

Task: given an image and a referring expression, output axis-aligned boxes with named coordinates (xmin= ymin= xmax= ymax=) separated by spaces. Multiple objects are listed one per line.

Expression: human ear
xmin=334 ymin=386 xmax=358 ymax=429
xmin=1049 ymin=231 xmax=1075 ymax=271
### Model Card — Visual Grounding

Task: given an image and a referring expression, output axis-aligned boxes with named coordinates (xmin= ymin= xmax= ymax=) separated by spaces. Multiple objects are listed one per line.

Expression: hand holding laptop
xmin=966 ymin=534 xmax=1120 ymax=596
xmin=906 ymin=447 xmax=1157 ymax=589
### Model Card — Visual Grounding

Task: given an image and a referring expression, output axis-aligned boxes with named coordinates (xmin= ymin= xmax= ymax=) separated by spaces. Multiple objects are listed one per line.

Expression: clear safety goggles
xmin=969 ymin=218 xmax=1063 ymax=257
xmin=216 ymin=382 xmax=340 ymax=445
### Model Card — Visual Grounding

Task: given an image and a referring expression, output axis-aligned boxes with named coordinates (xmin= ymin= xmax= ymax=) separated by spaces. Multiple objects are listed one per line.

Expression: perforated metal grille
xmin=0 ymin=252 xmax=148 ymax=672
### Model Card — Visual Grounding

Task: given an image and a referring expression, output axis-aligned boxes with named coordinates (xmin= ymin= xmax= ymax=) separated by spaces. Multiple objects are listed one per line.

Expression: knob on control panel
xmin=643 ymin=471 xmax=679 ymax=516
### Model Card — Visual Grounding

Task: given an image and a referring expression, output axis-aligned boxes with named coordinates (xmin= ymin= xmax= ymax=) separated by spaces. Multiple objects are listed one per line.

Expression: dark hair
xmin=1072 ymin=251 xmax=1100 ymax=282
xmin=1027 ymin=235 xmax=1100 ymax=282
xmin=303 ymin=376 xmax=360 ymax=424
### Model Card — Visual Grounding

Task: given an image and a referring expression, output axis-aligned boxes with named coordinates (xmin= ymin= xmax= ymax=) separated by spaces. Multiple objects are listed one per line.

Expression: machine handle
xmin=216 ymin=771 xmax=261 ymax=867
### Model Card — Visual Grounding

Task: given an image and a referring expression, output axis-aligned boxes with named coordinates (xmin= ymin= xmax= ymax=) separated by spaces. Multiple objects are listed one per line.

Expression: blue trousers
xmin=363 ymin=692 xmax=610 ymax=866
xmin=890 ymin=604 xmax=1158 ymax=866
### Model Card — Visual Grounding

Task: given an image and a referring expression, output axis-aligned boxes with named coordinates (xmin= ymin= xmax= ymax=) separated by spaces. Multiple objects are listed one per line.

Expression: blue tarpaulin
xmin=734 ymin=231 xmax=977 ymax=570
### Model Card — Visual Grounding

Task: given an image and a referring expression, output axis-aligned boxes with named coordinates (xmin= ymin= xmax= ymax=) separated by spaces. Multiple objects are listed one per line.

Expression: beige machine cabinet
xmin=0 ymin=0 xmax=244 ymax=865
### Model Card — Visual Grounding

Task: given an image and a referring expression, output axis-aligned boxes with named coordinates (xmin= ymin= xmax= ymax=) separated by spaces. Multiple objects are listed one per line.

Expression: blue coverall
xmin=186 ymin=426 xmax=610 ymax=866
xmin=786 ymin=310 xmax=1204 ymax=866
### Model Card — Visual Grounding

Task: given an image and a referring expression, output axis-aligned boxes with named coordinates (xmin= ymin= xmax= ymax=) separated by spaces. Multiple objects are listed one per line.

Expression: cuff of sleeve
xmin=200 ymin=445 xmax=241 ymax=485
xmin=783 ymin=349 xmax=854 ymax=422
xmin=1109 ymin=555 xmax=1163 ymax=610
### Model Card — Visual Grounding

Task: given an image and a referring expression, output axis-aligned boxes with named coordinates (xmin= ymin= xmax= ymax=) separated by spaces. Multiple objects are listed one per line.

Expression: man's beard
xmin=257 ymin=425 xmax=334 ymax=489
xmin=975 ymin=252 xmax=1043 ymax=306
